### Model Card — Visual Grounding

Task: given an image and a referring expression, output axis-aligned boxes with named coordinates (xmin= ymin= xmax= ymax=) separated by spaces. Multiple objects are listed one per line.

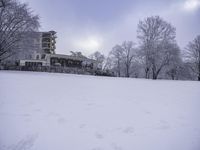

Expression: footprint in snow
xmin=47 ymin=112 xmax=59 ymax=117
xmin=92 ymin=147 xmax=103 ymax=150
xmin=111 ymin=143 xmax=123 ymax=150
xmin=57 ymin=118 xmax=66 ymax=124
xmin=87 ymin=103 xmax=95 ymax=106
xmin=144 ymin=110 xmax=151 ymax=114
xmin=79 ymin=124 xmax=86 ymax=129
xmin=24 ymin=118 xmax=31 ymax=122
xmin=22 ymin=114 xmax=31 ymax=117
xmin=155 ymin=120 xmax=170 ymax=130
xmin=33 ymin=109 xmax=41 ymax=112
xmin=123 ymin=127 xmax=135 ymax=134
xmin=95 ymin=133 xmax=104 ymax=139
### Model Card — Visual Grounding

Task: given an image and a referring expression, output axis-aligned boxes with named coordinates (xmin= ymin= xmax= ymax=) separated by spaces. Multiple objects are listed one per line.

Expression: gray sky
xmin=20 ymin=0 xmax=200 ymax=55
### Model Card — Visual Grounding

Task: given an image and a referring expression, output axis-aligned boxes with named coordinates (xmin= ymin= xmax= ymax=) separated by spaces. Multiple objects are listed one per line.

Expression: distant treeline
xmin=89 ymin=16 xmax=200 ymax=81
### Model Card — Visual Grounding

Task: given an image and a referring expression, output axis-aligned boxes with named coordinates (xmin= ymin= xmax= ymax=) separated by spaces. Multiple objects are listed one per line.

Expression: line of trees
xmin=90 ymin=16 xmax=200 ymax=81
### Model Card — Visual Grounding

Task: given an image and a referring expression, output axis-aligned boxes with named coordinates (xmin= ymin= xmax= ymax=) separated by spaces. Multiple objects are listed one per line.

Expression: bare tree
xmin=0 ymin=0 xmax=40 ymax=62
xmin=137 ymin=16 xmax=177 ymax=79
xmin=0 ymin=0 xmax=5 ymax=8
xmin=164 ymin=45 xmax=182 ymax=80
xmin=121 ymin=41 xmax=136 ymax=77
xmin=89 ymin=51 xmax=105 ymax=70
xmin=185 ymin=35 xmax=200 ymax=81
xmin=109 ymin=44 xmax=123 ymax=77
xmin=109 ymin=41 xmax=137 ymax=77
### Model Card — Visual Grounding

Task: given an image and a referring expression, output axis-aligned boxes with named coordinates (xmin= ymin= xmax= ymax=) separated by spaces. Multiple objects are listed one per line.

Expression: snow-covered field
xmin=0 ymin=71 xmax=200 ymax=150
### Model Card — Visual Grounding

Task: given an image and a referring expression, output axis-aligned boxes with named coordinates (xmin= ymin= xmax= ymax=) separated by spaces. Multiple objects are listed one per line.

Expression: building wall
xmin=5 ymin=31 xmax=56 ymax=63
xmin=42 ymin=31 xmax=56 ymax=54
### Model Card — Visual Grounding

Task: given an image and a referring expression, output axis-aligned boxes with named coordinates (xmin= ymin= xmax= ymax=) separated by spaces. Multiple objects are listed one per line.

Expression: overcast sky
xmin=20 ymin=0 xmax=200 ymax=55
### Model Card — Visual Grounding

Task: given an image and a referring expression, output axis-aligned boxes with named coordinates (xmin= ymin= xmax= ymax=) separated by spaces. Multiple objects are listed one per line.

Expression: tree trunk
xmin=198 ymin=60 xmax=200 ymax=81
xmin=118 ymin=71 xmax=120 ymax=77
xmin=117 ymin=60 xmax=121 ymax=77
xmin=152 ymin=65 xmax=157 ymax=80
xmin=126 ymin=64 xmax=130 ymax=77
xmin=152 ymin=73 xmax=157 ymax=80
xmin=145 ymin=67 xmax=150 ymax=79
xmin=171 ymin=75 xmax=175 ymax=80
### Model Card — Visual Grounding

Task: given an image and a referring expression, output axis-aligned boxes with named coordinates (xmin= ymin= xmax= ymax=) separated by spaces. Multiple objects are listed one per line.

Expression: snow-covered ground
xmin=0 ymin=71 xmax=200 ymax=150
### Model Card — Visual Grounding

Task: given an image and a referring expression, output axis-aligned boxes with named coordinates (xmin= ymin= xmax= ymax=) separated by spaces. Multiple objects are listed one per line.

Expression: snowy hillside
xmin=0 ymin=71 xmax=200 ymax=150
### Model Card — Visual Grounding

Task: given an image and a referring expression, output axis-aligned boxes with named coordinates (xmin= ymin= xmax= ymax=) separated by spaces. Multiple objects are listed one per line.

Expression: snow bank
xmin=0 ymin=71 xmax=200 ymax=150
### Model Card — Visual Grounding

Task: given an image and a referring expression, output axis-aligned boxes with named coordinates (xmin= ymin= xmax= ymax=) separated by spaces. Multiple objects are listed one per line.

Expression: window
xmin=41 ymin=54 xmax=46 ymax=59
xmin=36 ymin=55 xmax=40 ymax=60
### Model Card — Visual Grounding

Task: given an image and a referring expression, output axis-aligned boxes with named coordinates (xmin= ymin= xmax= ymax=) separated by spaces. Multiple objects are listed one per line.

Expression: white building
xmin=6 ymin=31 xmax=56 ymax=63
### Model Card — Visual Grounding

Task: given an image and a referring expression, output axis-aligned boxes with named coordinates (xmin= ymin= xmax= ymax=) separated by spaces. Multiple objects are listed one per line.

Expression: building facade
xmin=7 ymin=31 xmax=57 ymax=62
xmin=41 ymin=31 xmax=56 ymax=54
xmin=19 ymin=52 xmax=97 ymax=70
xmin=5 ymin=30 xmax=97 ymax=70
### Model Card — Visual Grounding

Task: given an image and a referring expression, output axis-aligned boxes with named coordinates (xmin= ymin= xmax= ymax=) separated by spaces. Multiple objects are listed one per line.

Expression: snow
xmin=0 ymin=71 xmax=200 ymax=150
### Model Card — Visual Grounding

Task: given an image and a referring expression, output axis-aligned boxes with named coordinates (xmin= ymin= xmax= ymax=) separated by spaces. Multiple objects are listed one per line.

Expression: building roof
xmin=49 ymin=53 xmax=96 ymax=62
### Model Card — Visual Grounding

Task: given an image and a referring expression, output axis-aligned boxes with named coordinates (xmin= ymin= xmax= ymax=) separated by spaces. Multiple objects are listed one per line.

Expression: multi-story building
xmin=7 ymin=31 xmax=57 ymax=62
xmin=41 ymin=31 xmax=56 ymax=54
xmin=4 ymin=30 xmax=98 ymax=70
